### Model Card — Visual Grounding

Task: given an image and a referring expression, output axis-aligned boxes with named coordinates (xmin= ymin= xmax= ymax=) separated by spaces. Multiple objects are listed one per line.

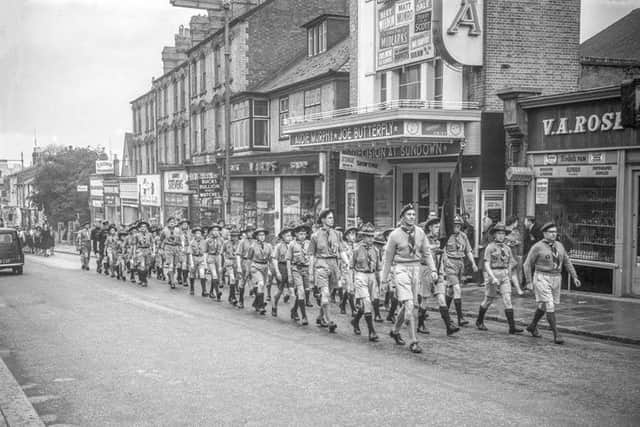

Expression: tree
xmin=31 ymin=146 xmax=107 ymax=225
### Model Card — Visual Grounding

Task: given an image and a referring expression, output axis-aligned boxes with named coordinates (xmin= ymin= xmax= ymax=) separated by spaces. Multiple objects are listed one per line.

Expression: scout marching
xmin=76 ymin=205 xmax=580 ymax=353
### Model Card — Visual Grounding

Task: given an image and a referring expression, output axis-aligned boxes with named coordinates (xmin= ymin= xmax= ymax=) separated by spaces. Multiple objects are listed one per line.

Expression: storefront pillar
xmin=273 ymin=177 xmax=281 ymax=235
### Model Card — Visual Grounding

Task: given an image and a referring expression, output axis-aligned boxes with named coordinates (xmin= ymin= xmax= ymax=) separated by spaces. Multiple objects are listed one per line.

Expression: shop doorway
xmin=396 ymin=164 xmax=454 ymax=223
xmin=633 ymin=171 xmax=640 ymax=296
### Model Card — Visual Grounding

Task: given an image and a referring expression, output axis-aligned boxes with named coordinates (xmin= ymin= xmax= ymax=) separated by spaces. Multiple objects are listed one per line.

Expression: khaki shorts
xmin=315 ymin=258 xmax=340 ymax=291
xmin=485 ymin=269 xmax=511 ymax=298
xmin=444 ymin=257 xmax=465 ymax=285
xmin=191 ymin=257 xmax=206 ymax=279
xmin=354 ymin=272 xmax=375 ymax=300
xmin=419 ymin=265 xmax=445 ymax=297
xmin=251 ymin=263 xmax=269 ymax=292
xmin=392 ymin=263 xmax=420 ymax=303
xmin=533 ymin=271 xmax=561 ymax=305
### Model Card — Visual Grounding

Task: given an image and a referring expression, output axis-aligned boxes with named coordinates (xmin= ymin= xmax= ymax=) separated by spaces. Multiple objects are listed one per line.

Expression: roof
xmin=254 ymin=37 xmax=350 ymax=93
xmin=580 ymin=8 xmax=640 ymax=62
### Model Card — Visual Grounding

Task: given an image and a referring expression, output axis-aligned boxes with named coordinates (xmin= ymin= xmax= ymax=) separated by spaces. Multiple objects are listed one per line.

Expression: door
xmin=397 ymin=165 xmax=454 ymax=223
xmin=632 ymin=171 xmax=640 ymax=295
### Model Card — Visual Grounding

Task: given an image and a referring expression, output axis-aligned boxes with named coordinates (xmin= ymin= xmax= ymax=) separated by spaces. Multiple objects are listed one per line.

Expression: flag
xmin=438 ymin=146 xmax=465 ymax=246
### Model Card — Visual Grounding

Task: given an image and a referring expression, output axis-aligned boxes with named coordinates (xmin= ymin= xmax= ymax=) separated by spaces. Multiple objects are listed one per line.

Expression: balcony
xmin=283 ymin=99 xmax=481 ymax=134
xmin=283 ymin=99 xmax=481 ymax=150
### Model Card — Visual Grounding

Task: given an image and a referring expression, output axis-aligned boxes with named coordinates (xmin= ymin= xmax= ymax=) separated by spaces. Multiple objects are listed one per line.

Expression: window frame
xmin=399 ymin=65 xmax=421 ymax=100
xmin=304 ymin=87 xmax=322 ymax=118
xmin=278 ymin=96 xmax=289 ymax=140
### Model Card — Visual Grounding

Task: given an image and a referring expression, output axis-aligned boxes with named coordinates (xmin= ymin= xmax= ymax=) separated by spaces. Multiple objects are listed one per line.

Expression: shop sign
xmin=119 ymin=181 xmax=138 ymax=201
xmin=229 ymin=156 xmax=320 ymax=177
xmin=137 ymin=174 xmax=161 ymax=207
xmin=89 ymin=178 xmax=103 ymax=198
xmin=535 ymin=178 xmax=548 ymax=205
xmin=187 ymin=172 xmax=217 ymax=191
xmin=534 ymin=164 xmax=618 ymax=178
xmin=121 ymin=199 xmax=139 ymax=208
xmin=433 ymin=0 xmax=484 ymax=66
xmin=91 ymin=199 xmax=104 ymax=208
xmin=199 ymin=175 xmax=221 ymax=199
xmin=165 ymin=193 xmax=189 ymax=207
xmin=104 ymin=195 xmax=117 ymax=206
xmin=76 ymin=185 xmax=88 ymax=192
xmin=376 ymin=0 xmax=435 ymax=71
xmin=95 ymin=160 xmax=114 ymax=175
xmin=542 ymin=112 xmax=624 ymax=136
xmin=343 ymin=141 xmax=460 ymax=160
xmin=164 ymin=170 xmax=190 ymax=193
xmin=104 ymin=183 xmax=119 ymax=195
xmin=339 ymin=153 xmax=391 ymax=175
xmin=345 ymin=179 xmax=358 ymax=228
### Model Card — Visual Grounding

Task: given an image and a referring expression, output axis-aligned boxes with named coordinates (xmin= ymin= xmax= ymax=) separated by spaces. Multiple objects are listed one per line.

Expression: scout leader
xmin=160 ymin=217 xmax=183 ymax=289
xmin=475 ymin=222 xmax=524 ymax=335
xmin=188 ymin=226 xmax=209 ymax=296
xmin=349 ymin=223 xmax=379 ymax=342
xmin=205 ymin=224 xmax=225 ymax=300
xmin=235 ymin=223 xmax=257 ymax=309
xmin=523 ymin=222 xmax=581 ymax=344
xmin=309 ymin=209 xmax=349 ymax=333
xmin=381 ymin=204 xmax=438 ymax=354
xmin=442 ymin=215 xmax=478 ymax=327
xmin=286 ymin=222 xmax=312 ymax=325
xmin=133 ymin=221 xmax=155 ymax=287
xmin=247 ymin=228 xmax=273 ymax=315
xmin=271 ymin=223 xmax=295 ymax=317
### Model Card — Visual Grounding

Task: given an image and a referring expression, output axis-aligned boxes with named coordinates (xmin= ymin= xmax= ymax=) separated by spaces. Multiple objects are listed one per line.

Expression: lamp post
xmin=223 ymin=0 xmax=231 ymax=222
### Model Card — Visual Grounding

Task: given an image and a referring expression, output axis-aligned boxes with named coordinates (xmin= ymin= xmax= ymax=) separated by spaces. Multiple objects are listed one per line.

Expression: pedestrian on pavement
xmin=248 ymin=228 xmax=272 ymax=315
xmin=271 ymin=224 xmax=294 ymax=317
xmin=476 ymin=222 xmax=524 ymax=335
xmin=381 ymin=204 xmax=438 ymax=354
xmin=309 ymin=209 xmax=348 ymax=333
xmin=286 ymin=222 xmax=311 ymax=325
xmin=523 ymin=222 xmax=581 ymax=344
xmin=442 ymin=215 xmax=478 ymax=327
xmin=419 ymin=218 xmax=459 ymax=336
xmin=350 ymin=222 xmax=379 ymax=342
xmin=189 ymin=226 xmax=208 ymax=297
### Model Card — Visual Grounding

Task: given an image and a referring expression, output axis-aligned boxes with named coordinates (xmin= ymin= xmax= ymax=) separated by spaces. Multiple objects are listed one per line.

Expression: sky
xmin=0 ymin=0 xmax=639 ymax=165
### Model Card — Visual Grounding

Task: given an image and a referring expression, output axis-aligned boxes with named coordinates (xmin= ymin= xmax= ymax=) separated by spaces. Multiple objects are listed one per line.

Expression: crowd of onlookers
xmin=2 ymin=222 xmax=57 ymax=257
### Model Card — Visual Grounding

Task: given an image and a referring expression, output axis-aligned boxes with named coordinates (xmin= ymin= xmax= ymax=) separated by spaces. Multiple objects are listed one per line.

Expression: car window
xmin=0 ymin=233 xmax=15 ymax=244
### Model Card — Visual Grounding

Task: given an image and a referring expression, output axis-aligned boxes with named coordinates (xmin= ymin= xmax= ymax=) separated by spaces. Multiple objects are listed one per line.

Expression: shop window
xmin=307 ymin=20 xmax=327 ymax=57
xmin=304 ymin=87 xmax=322 ymax=118
xmin=379 ymin=72 xmax=387 ymax=103
xmin=279 ymin=97 xmax=289 ymax=139
xmin=231 ymin=101 xmax=250 ymax=150
xmin=437 ymin=171 xmax=451 ymax=212
xmin=399 ymin=65 xmax=421 ymax=100
xmin=535 ymin=177 xmax=616 ymax=267
xmin=256 ymin=178 xmax=275 ymax=234
xmin=253 ymin=100 xmax=269 ymax=148
xmin=244 ymin=178 xmax=257 ymax=227
xmin=374 ymin=176 xmax=393 ymax=229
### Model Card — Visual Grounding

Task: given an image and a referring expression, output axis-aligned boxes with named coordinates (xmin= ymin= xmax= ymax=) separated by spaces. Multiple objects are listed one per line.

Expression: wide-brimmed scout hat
xmin=358 ymin=223 xmax=376 ymax=237
xmin=490 ymin=222 xmax=511 ymax=235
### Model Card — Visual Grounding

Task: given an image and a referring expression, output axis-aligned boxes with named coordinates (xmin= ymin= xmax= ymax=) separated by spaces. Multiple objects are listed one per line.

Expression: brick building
xmin=285 ymin=0 xmax=581 ymax=243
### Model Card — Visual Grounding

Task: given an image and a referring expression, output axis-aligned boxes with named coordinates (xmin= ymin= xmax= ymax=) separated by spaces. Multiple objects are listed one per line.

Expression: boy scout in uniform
xmin=247 ymin=228 xmax=272 ymax=315
xmin=222 ymin=228 xmax=241 ymax=305
xmin=350 ymin=223 xmax=379 ymax=342
xmin=104 ymin=224 xmax=119 ymax=278
xmin=271 ymin=224 xmax=294 ymax=317
xmin=178 ymin=219 xmax=192 ymax=286
xmin=76 ymin=222 xmax=92 ymax=271
xmin=339 ymin=227 xmax=357 ymax=316
xmin=476 ymin=223 xmax=524 ymax=335
xmin=523 ymin=222 xmax=581 ymax=344
xmin=235 ymin=224 xmax=256 ymax=309
xmin=381 ymin=204 xmax=438 ymax=354
xmin=115 ymin=230 xmax=128 ymax=281
xmin=161 ymin=217 xmax=183 ymax=289
xmin=309 ymin=209 xmax=349 ymax=333
xmin=206 ymin=224 xmax=224 ymax=300
xmin=133 ymin=221 xmax=154 ymax=287
xmin=442 ymin=215 xmax=478 ymax=327
xmin=189 ymin=226 xmax=208 ymax=296
xmin=419 ymin=218 xmax=460 ymax=336
xmin=371 ymin=232 xmax=387 ymax=323
xmin=286 ymin=222 xmax=311 ymax=325
xmin=152 ymin=226 xmax=164 ymax=281
xmin=126 ymin=223 xmax=138 ymax=283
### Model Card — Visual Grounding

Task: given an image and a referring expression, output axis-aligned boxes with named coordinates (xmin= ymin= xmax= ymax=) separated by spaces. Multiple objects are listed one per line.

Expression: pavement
xmin=54 ymin=242 xmax=640 ymax=345
xmin=0 ymin=252 xmax=639 ymax=425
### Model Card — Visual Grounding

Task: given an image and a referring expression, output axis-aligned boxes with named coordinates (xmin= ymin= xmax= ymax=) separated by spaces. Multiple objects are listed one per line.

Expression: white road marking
xmin=52 ymin=378 xmax=75 ymax=383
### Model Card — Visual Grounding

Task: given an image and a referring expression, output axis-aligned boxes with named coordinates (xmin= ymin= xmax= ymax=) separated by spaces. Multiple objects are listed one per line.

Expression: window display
xmin=535 ymin=177 xmax=616 ymax=264
xmin=374 ymin=176 xmax=393 ymax=229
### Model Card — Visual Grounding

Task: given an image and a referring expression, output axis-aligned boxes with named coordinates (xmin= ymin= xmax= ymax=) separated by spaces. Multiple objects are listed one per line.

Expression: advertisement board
xmin=95 ymin=160 xmax=114 ymax=175
xmin=376 ymin=0 xmax=434 ymax=71
xmin=164 ymin=170 xmax=190 ymax=193
xmin=137 ymin=174 xmax=161 ymax=207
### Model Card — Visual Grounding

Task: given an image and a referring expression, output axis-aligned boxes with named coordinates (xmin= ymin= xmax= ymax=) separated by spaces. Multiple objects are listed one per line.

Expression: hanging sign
xmin=535 ymin=178 xmax=548 ymax=205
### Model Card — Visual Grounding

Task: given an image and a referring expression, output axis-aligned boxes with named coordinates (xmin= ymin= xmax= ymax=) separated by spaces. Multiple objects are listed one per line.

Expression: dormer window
xmin=307 ymin=20 xmax=327 ymax=57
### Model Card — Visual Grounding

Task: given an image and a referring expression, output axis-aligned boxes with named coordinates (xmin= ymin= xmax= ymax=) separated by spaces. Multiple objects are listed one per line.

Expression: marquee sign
xmin=433 ymin=0 xmax=483 ymax=66
xmin=376 ymin=0 xmax=435 ymax=71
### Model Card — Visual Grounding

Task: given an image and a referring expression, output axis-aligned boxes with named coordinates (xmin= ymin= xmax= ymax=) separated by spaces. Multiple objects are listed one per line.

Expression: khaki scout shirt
xmin=308 ymin=227 xmax=342 ymax=258
xmin=161 ymin=227 xmax=182 ymax=247
xmin=189 ymin=238 xmax=207 ymax=258
xmin=484 ymin=241 xmax=512 ymax=269
xmin=248 ymin=241 xmax=272 ymax=264
xmin=273 ymin=242 xmax=289 ymax=263
xmin=351 ymin=243 xmax=379 ymax=273
xmin=235 ymin=238 xmax=254 ymax=259
xmin=523 ymin=239 xmax=577 ymax=284
xmin=287 ymin=240 xmax=310 ymax=266
xmin=381 ymin=225 xmax=436 ymax=283
xmin=206 ymin=236 xmax=224 ymax=255
xmin=444 ymin=232 xmax=473 ymax=259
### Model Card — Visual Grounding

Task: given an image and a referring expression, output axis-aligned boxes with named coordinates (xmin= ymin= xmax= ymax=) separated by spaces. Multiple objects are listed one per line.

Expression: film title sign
xmin=376 ymin=0 xmax=434 ymax=71
xmin=292 ymin=121 xmax=402 ymax=147
xmin=164 ymin=170 xmax=189 ymax=193
xmin=344 ymin=141 xmax=460 ymax=160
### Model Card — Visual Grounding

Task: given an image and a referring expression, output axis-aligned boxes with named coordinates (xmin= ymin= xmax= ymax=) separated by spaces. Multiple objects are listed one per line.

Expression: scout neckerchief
xmin=364 ymin=242 xmax=376 ymax=272
xmin=544 ymin=239 xmax=560 ymax=270
xmin=323 ymin=226 xmax=335 ymax=255
xmin=400 ymin=221 xmax=416 ymax=256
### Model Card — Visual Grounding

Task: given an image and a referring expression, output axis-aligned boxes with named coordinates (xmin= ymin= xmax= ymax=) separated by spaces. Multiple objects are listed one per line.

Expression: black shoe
xmin=374 ymin=314 xmax=383 ymax=323
xmin=291 ymin=310 xmax=299 ymax=321
xmin=526 ymin=325 xmax=541 ymax=337
xmin=417 ymin=324 xmax=430 ymax=334
xmin=476 ymin=320 xmax=488 ymax=331
xmin=350 ymin=318 xmax=361 ymax=335
xmin=554 ymin=335 xmax=565 ymax=345
xmin=259 ymin=307 xmax=266 ymax=315
xmin=409 ymin=342 xmax=423 ymax=354
xmin=386 ymin=314 xmax=395 ymax=323
xmin=301 ymin=317 xmax=308 ymax=326
xmin=458 ymin=318 xmax=470 ymax=327
xmin=389 ymin=330 xmax=405 ymax=345
xmin=369 ymin=332 xmax=379 ymax=342
xmin=272 ymin=307 xmax=277 ymax=317
xmin=189 ymin=290 xmax=194 ymax=295
xmin=317 ymin=318 xmax=328 ymax=328
xmin=283 ymin=295 xmax=290 ymax=303
xmin=305 ymin=302 xmax=314 ymax=308
xmin=340 ymin=306 xmax=347 ymax=315
xmin=328 ymin=322 xmax=337 ymax=333
xmin=237 ymin=302 xmax=244 ymax=309
xmin=447 ymin=324 xmax=460 ymax=336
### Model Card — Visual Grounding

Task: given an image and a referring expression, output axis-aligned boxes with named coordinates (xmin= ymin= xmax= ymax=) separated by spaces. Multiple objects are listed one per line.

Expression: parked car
xmin=0 ymin=227 xmax=24 ymax=275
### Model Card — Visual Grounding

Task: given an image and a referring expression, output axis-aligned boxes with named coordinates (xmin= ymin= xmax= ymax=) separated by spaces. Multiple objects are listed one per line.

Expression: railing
xmin=284 ymin=99 xmax=480 ymax=126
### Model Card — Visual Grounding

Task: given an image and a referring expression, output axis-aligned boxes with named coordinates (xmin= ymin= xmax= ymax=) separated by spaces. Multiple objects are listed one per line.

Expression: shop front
xmin=137 ymin=174 xmax=162 ymax=225
xmin=103 ymin=179 xmax=120 ymax=225
xmin=186 ymin=155 xmax=223 ymax=227
xmin=89 ymin=175 xmax=104 ymax=223
xmin=119 ymin=177 xmax=139 ymax=225
xmin=227 ymin=152 xmax=323 ymax=234
xmin=162 ymin=169 xmax=191 ymax=221
xmin=517 ymin=84 xmax=640 ymax=296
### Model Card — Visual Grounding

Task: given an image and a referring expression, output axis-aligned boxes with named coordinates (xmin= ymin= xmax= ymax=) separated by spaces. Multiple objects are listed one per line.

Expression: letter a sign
xmin=447 ymin=0 xmax=481 ymax=36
